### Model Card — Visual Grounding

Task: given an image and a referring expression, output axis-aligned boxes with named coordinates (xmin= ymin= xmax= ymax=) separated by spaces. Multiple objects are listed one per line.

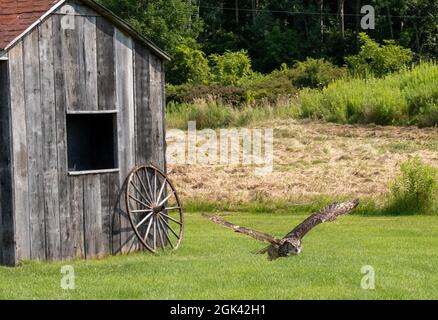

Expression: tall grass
xmin=167 ymin=100 xmax=300 ymax=129
xmin=300 ymin=62 xmax=438 ymax=126
xmin=167 ymin=62 xmax=438 ymax=129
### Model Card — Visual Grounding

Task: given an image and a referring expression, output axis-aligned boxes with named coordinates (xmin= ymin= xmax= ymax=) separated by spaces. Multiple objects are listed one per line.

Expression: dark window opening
xmin=67 ymin=113 xmax=117 ymax=172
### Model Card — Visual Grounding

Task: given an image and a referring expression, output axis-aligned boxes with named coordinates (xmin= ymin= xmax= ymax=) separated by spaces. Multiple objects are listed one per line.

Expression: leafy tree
xmin=99 ymin=0 xmax=203 ymax=57
xmin=99 ymin=0 xmax=438 ymax=82
xmin=292 ymin=58 xmax=345 ymax=89
xmin=210 ymin=50 xmax=253 ymax=85
xmin=251 ymin=23 xmax=304 ymax=72
xmin=169 ymin=44 xmax=211 ymax=85
xmin=346 ymin=33 xmax=413 ymax=77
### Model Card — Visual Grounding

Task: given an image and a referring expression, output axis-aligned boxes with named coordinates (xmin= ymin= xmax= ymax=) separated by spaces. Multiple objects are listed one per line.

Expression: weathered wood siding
xmin=3 ymin=0 xmax=166 ymax=264
xmin=0 ymin=61 xmax=15 ymax=266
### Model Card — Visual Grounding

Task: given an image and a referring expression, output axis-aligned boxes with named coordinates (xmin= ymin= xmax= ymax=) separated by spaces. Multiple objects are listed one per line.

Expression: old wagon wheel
xmin=125 ymin=165 xmax=184 ymax=253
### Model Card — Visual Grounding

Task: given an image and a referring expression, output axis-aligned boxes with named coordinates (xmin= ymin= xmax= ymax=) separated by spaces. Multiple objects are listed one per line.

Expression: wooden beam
xmin=68 ymin=169 xmax=120 ymax=176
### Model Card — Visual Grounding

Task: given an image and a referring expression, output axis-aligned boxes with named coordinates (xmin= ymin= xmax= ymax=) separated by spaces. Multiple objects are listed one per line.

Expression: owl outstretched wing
xmin=202 ymin=214 xmax=281 ymax=245
xmin=284 ymin=199 xmax=360 ymax=241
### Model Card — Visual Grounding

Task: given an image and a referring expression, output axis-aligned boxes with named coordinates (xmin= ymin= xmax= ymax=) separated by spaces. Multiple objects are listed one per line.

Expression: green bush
xmin=386 ymin=157 xmax=437 ymax=215
xmin=292 ymin=58 xmax=345 ymax=89
xmin=210 ymin=50 xmax=253 ymax=86
xmin=169 ymin=44 xmax=211 ymax=85
xmin=166 ymin=67 xmax=299 ymax=107
xmin=166 ymin=55 xmax=342 ymax=108
xmin=346 ymin=33 xmax=413 ymax=78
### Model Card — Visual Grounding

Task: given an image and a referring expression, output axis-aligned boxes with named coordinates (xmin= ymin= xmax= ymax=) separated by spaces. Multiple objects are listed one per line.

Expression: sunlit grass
xmin=1 ymin=212 xmax=438 ymax=299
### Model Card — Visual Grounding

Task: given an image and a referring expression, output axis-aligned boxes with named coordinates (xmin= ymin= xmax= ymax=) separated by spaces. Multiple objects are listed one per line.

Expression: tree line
xmin=99 ymin=0 xmax=438 ymax=82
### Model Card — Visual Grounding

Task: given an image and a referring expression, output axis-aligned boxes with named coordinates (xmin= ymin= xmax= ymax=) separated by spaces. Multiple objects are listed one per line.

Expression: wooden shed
xmin=0 ymin=0 xmax=171 ymax=266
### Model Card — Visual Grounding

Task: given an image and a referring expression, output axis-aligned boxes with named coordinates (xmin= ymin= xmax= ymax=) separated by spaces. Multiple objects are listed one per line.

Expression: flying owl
xmin=203 ymin=199 xmax=359 ymax=260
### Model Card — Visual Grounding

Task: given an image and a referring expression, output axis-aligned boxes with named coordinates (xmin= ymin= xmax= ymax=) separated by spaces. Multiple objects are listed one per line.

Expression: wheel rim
xmin=125 ymin=165 xmax=184 ymax=253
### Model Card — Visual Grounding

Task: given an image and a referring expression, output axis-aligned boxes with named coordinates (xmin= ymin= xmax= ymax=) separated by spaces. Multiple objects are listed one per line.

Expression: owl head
xmin=278 ymin=239 xmax=302 ymax=256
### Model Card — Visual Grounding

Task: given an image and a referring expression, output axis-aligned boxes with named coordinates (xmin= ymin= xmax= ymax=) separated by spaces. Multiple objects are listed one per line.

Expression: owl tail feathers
xmin=254 ymin=245 xmax=280 ymax=261
xmin=255 ymin=246 xmax=270 ymax=254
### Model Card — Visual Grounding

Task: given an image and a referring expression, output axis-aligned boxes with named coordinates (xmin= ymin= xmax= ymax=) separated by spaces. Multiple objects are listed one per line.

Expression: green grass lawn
xmin=1 ymin=212 xmax=438 ymax=300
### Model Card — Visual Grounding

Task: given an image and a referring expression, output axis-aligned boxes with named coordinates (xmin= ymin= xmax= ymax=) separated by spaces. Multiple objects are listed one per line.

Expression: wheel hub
xmin=152 ymin=205 xmax=165 ymax=215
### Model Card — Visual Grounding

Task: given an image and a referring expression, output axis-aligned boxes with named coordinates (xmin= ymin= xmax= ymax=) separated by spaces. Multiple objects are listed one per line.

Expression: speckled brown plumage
xmin=203 ymin=199 xmax=360 ymax=260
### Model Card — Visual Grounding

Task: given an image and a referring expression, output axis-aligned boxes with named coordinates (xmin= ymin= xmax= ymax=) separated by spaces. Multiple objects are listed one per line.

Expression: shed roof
xmin=0 ymin=0 xmax=60 ymax=49
xmin=0 ymin=0 xmax=170 ymax=60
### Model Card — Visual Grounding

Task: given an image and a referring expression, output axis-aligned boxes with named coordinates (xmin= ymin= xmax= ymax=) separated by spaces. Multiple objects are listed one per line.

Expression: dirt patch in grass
xmin=168 ymin=120 xmax=438 ymax=204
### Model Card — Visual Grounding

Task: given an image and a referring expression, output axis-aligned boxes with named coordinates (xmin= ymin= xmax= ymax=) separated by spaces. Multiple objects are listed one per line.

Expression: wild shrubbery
xmin=385 ymin=157 xmax=437 ymax=215
xmin=299 ymin=62 xmax=438 ymax=126
xmin=169 ymin=47 xmax=253 ymax=86
xmin=169 ymin=44 xmax=211 ymax=85
xmin=291 ymin=58 xmax=345 ymax=89
xmin=210 ymin=50 xmax=253 ymax=86
xmin=167 ymin=71 xmax=300 ymax=107
xmin=166 ymin=36 xmax=438 ymax=129
xmin=346 ymin=33 xmax=413 ymax=78
xmin=167 ymin=51 xmax=343 ymax=106
xmin=168 ymin=62 xmax=438 ymax=128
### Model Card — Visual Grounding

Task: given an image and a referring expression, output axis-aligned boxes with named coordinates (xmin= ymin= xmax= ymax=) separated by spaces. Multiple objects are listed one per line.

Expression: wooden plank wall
xmin=8 ymin=43 xmax=30 ymax=262
xmin=148 ymin=54 xmax=166 ymax=170
xmin=0 ymin=61 xmax=15 ymax=266
xmin=4 ymin=0 xmax=166 ymax=264
xmin=132 ymin=43 xmax=165 ymax=171
xmin=114 ymin=28 xmax=136 ymax=254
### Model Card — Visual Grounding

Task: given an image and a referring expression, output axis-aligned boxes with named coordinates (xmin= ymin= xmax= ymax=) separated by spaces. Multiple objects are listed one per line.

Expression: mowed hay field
xmin=169 ymin=119 xmax=438 ymax=205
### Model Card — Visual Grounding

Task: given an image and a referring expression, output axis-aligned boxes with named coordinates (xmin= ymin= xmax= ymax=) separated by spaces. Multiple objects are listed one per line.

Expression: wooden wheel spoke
xmin=158 ymin=191 xmax=175 ymax=207
xmin=160 ymin=212 xmax=182 ymax=225
xmin=135 ymin=172 xmax=154 ymax=205
xmin=130 ymin=180 xmax=152 ymax=207
xmin=153 ymin=170 xmax=157 ymax=202
xmin=145 ymin=169 xmax=154 ymax=204
xmin=153 ymin=218 xmax=157 ymax=251
xmin=135 ymin=212 xmax=154 ymax=229
xmin=156 ymin=178 xmax=167 ymax=204
xmin=143 ymin=217 xmax=154 ymax=243
xmin=157 ymin=218 xmax=174 ymax=249
xmin=129 ymin=194 xmax=151 ymax=208
xmin=159 ymin=216 xmax=180 ymax=240
xmin=132 ymin=209 xmax=153 ymax=213
xmin=165 ymin=206 xmax=181 ymax=211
